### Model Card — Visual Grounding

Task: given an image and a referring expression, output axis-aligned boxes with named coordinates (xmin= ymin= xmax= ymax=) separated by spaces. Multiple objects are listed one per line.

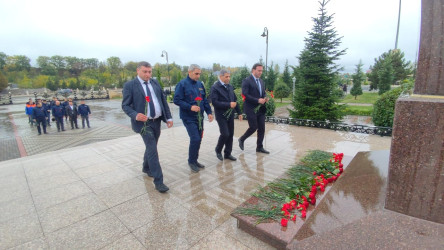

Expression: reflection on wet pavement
xmin=0 ymin=98 xmax=394 ymax=249
xmin=295 ymin=151 xmax=390 ymax=241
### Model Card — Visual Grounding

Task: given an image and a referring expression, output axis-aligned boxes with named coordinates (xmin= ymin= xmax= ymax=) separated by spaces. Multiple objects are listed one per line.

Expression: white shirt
xmin=137 ymin=76 xmax=162 ymax=119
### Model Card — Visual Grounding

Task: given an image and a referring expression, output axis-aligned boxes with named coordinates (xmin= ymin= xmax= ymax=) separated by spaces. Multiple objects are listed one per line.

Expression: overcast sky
xmin=0 ymin=0 xmax=421 ymax=73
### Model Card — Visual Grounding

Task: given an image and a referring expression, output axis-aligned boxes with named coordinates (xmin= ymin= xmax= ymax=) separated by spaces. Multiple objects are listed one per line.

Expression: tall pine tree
xmin=350 ymin=60 xmax=364 ymax=100
xmin=290 ymin=0 xmax=346 ymax=121
xmin=282 ymin=60 xmax=292 ymax=88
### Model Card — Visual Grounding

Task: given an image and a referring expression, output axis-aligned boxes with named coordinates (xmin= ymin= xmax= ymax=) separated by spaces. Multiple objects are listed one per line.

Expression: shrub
xmin=372 ymin=87 xmax=403 ymax=127
xmin=234 ymin=88 xmax=276 ymax=117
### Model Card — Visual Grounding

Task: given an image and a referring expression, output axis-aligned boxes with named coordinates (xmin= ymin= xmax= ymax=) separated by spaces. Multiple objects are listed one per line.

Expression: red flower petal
xmin=281 ymin=218 xmax=288 ymax=227
xmin=301 ymin=210 xmax=306 ymax=218
xmin=292 ymin=215 xmax=296 ymax=221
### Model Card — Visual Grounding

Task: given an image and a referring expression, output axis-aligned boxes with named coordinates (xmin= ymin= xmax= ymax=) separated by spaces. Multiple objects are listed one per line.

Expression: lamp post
xmin=292 ymin=76 xmax=296 ymax=101
xmin=161 ymin=50 xmax=171 ymax=93
xmin=395 ymin=0 xmax=401 ymax=49
xmin=261 ymin=27 xmax=269 ymax=76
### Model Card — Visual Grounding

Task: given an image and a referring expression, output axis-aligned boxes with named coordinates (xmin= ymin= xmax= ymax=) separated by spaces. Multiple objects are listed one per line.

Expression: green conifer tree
xmin=350 ymin=60 xmax=364 ymax=99
xmin=290 ymin=0 xmax=346 ymax=121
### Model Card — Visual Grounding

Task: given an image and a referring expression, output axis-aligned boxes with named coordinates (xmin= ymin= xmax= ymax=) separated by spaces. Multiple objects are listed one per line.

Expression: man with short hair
xmin=66 ymin=101 xmax=79 ymax=129
xmin=211 ymin=69 xmax=242 ymax=161
xmin=174 ymin=64 xmax=214 ymax=172
xmin=78 ymin=100 xmax=91 ymax=128
xmin=238 ymin=63 xmax=270 ymax=154
xmin=52 ymin=101 xmax=66 ymax=132
xmin=122 ymin=61 xmax=173 ymax=193
xmin=32 ymin=102 xmax=48 ymax=135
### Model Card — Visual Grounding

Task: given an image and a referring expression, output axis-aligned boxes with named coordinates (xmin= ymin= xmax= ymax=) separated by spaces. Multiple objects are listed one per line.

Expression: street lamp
xmin=395 ymin=0 xmax=401 ymax=49
xmin=292 ymin=76 xmax=296 ymax=100
xmin=161 ymin=50 xmax=171 ymax=93
xmin=261 ymin=27 xmax=269 ymax=75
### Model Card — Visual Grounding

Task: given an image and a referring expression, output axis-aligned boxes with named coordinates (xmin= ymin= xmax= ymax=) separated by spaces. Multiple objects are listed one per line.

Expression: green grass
xmin=343 ymin=105 xmax=373 ymax=116
xmin=341 ymin=93 xmax=379 ymax=104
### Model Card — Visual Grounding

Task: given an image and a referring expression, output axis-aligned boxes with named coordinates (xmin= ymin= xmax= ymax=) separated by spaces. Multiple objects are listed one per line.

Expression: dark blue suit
xmin=122 ymin=77 xmax=172 ymax=185
xmin=239 ymin=75 xmax=267 ymax=149
xmin=210 ymin=81 xmax=241 ymax=157
xmin=174 ymin=76 xmax=212 ymax=164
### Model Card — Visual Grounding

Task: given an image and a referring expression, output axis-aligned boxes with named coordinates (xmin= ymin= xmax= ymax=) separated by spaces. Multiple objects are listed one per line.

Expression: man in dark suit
xmin=65 ymin=100 xmax=79 ymax=129
xmin=122 ymin=61 xmax=173 ymax=193
xmin=238 ymin=63 xmax=270 ymax=154
xmin=210 ymin=69 xmax=243 ymax=161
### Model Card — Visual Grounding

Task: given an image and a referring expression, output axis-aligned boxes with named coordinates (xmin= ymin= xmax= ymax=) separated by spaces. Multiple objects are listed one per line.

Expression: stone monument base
xmin=385 ymin=96 xmax=444 ymax=224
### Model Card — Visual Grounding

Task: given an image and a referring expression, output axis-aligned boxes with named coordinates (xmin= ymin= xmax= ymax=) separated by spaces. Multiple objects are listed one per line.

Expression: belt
xmin=147 ymin=117 xmax=161 ymax=122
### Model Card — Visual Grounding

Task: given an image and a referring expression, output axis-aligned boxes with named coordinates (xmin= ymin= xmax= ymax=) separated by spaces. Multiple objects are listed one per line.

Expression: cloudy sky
xmin=0 ymin=0 xmax=421 ymax=73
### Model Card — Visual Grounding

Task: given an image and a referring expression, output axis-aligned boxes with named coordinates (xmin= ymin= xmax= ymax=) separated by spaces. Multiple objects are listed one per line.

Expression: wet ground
xmin=0 ymin=97 xmax=397 ymax=249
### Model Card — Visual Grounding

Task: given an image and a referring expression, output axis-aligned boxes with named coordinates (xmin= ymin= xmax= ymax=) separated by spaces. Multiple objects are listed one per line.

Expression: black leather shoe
xmin=188 ymin=163 xmax=200 ymax=173
xmin=256 ymin=148 xmax=270 ymax=154
xmin=155 ymin=183 xmax=169 ymax=193
xmin=216 ymin=149 xmax=223 ymax=161
xmin=143 ymin=169 xmax=153 ymax=177
xmin=238 ymin=138 xmax=244 ymax=150
xmin=224 ymin=155 xmax=237 ymax=161
xmin=196 ymin=162 xmax=205 ymax=168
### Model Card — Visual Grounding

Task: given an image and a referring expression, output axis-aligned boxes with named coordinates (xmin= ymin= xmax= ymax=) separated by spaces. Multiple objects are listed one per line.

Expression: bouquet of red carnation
xmin=195 ymin=96 xmax=203 ymax=131
xmin=140 ymin=96 xmax=151 ymax=135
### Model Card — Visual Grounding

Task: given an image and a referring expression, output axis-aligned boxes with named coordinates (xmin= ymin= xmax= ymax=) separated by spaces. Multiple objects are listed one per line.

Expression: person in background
xmin=77 ymin=100 xmax=91 ymax=128
xmin=62 ymin=97 xmax=69 ymax=121
xmin=52 ymin=101 xmax=65 ymax=132
xmin=42 ymin=99 xmax=51 ymax=126
xmin=66 ymin=100 xmax=79 ymax=129
xmin=25 ymin=98 xmax=36 ymax=126
xmin=32 ymin=101 xmax=48 ymax=135
xmin=173 ymin=64 xmax=214 ymax=173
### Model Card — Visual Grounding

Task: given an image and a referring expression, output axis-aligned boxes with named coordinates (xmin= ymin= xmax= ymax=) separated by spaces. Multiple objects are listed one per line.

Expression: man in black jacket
xmin=65 ymin=100 xmax=79 ymax=129
xmin=238 ymin=63 xmax=270 ymax=154
xmin=210 ymin=69 xmax=242 ymax=161
xmin=32 ymin=102 xmax=48 ymax=135
xmin=122 ymin=61 xmax=173 ymax=193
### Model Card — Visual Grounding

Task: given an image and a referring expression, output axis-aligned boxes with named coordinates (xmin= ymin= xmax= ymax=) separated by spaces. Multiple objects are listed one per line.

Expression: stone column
xmin=385 ymin=0 xmax=444 ymax=224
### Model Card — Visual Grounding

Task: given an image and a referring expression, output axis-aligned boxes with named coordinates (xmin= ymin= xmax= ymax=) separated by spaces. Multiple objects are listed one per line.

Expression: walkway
xmin=1 ymin=100 xmax=392 ymax=249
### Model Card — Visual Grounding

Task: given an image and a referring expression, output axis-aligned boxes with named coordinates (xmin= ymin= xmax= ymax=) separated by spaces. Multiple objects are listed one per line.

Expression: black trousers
xmin=35 ymin=118 xmax=47 ymax=134
xmin=140 ymin=119 xmax=163 ymax=185
xmin=69 ymin=115 xmax=78 ymax=128
xmin=215 ymin=116 xmax=235 ymax=157
xmin=239 ymin=111 xmax=266 ymax=149
xmin=55 ymin=116 xmax=64 ymax=131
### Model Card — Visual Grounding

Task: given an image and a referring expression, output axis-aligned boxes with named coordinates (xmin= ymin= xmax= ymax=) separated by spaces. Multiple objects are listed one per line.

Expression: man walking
xmin=122 ymin=61 xmax=173 ymax=193
xmin=210 ymin=69 xmax=242 ymax=161
xmin=238 ymin=63 xmax=270 ymax=154
xmin=78 ymin=100 xmax=91 ymax=128
xmin=174 ymin=64 xmax=213 ymax=172
xmin=66 ymin=100 xmax=79 ymax=129
xmin=52 ymin=101 xmax=65 ymax=132
xmin=32 ymin=101 xmax=48 ymax=135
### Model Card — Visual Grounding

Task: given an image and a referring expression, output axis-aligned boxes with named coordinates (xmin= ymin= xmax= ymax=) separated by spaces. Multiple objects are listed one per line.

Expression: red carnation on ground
xmin=301 ymin=210 xmax=307 ymax=218
xmin=281 ymin=218 xmax=288 ymax=227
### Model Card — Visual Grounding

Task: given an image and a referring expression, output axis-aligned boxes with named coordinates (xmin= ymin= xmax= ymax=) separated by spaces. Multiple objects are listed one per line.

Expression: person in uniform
xmin=174 ymin=64 xmax=214 ymax=173
xmin=52 ymin=101 xmax=66 ymax=132
xmin=78 ymin=100 xmax=91 ymax=128
xmin=32 ymin=102 xmax=48 ymax=135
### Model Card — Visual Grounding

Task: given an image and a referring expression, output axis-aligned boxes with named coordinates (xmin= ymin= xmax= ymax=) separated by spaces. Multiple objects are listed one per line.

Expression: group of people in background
xmin=25 ymin=97 xmax=92 ymax=135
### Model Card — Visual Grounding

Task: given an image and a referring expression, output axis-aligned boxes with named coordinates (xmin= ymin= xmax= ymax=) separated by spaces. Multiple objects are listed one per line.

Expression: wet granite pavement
xmin=0 ymin=99 xmax=441 ymax=249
